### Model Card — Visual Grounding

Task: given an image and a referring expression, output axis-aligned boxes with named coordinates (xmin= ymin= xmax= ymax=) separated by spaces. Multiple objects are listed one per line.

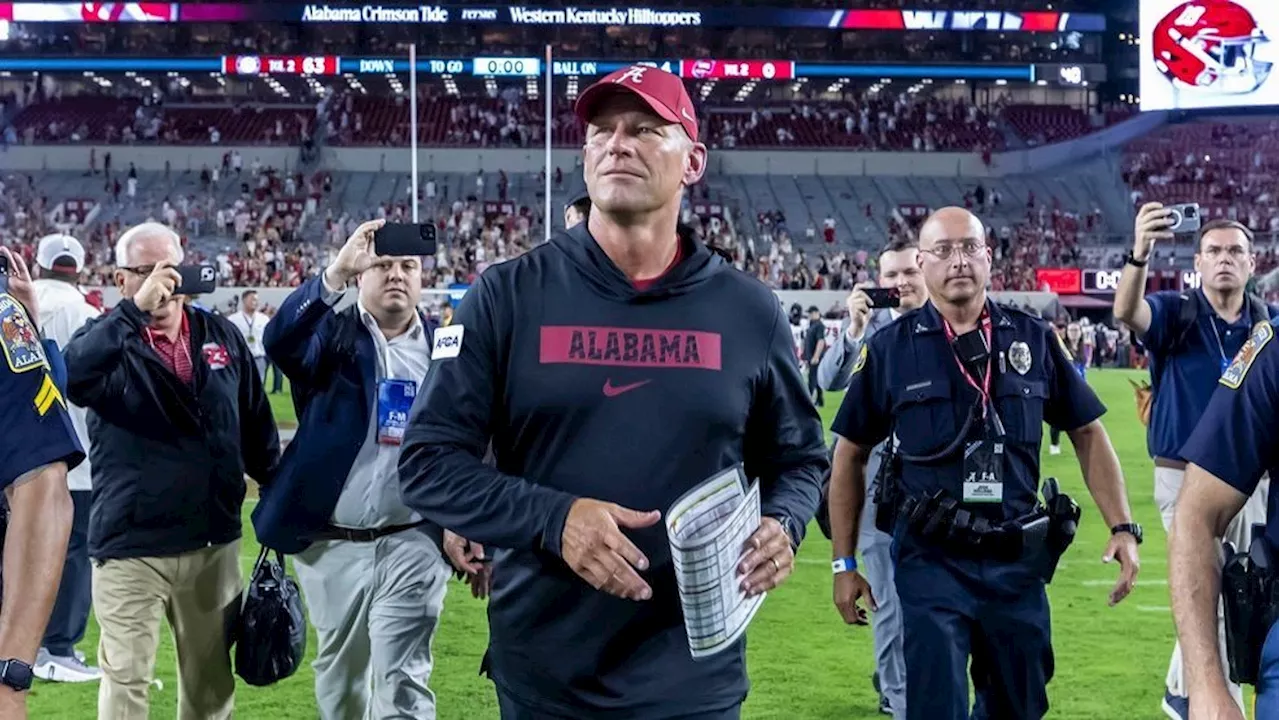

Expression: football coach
xmin=398 ymin=65 xmax=829 ymax=719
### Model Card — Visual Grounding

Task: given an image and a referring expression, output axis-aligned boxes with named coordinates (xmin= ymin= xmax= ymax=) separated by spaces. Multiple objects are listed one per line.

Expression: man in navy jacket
xmin=257 ymin=219 xmax=460 ymax=720
xmin=399 ymin=65 xmax=828 ymax=719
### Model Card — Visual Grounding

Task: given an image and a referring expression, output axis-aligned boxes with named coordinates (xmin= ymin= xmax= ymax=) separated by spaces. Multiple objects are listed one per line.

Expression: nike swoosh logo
xmin=603 ymin=379 xmax=652 ymax=398
xmin=681 ymin=107 xmax=696 ymax=123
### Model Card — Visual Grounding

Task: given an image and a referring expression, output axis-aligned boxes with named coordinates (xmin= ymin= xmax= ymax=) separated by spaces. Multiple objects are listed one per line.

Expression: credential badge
xmin=1008 ymin=341 xmax=1032 ymax=376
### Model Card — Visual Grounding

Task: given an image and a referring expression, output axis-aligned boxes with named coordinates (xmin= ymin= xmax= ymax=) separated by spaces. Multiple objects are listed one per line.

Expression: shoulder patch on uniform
xmin=0 ymin=293 xmax=47 ymax=374
xmin=431 ymin=324 xmax=464 ymax=360
xmin=1220 ymin=321 xmax=1274 ymax=389
xmin=852 ymin=343 xmax=868 ymax=375
xmin=33 ymin=372 xmax=65 ymax=417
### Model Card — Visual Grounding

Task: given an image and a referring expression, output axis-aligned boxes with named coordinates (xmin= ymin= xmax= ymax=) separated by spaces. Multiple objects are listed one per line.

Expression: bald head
xmin=918 ymin=207 xmax=985 ymax=249
xmin=916 ymin=206 xmax=990 ymax=307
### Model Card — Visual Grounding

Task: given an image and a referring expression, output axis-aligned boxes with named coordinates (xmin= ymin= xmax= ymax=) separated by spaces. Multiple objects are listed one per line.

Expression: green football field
xmin=29 ymin=368 xmax=1233 ymax=719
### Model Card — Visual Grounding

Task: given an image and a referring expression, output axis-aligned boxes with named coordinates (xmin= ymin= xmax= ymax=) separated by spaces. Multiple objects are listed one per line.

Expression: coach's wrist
xmin=540 ymin=494 xmax=581 ymax=558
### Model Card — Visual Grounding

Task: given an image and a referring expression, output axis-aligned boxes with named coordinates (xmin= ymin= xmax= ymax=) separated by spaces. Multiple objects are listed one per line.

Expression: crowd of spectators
xmin=1124 ymin=119 xmax=1280 ymax=235
xmin=5 ymin=85 xmax=1102 ymax=152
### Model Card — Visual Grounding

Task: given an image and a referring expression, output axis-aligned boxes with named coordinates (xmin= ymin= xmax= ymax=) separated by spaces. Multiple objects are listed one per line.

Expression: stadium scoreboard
xmin=471 ymin=57 xmax=541 ymax=77
xmin=0 ymin=55 xmax=1101 ymax=84
xmin=222 ymin=55 xmax=340 ymax=75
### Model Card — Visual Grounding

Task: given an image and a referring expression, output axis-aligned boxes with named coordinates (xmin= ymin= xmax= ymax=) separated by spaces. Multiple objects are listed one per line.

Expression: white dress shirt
xmin=322 ymin=281 xmax=431 ymax=530
xmin=33 ymin=279 xmax=101 ymax=491
xmin=227 ymin=310 xmax=270 ymax=358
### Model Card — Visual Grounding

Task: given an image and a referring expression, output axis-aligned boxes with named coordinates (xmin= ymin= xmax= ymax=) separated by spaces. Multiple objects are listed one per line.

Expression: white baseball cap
xmin=36 ymin=233 xmax=86 ymax=274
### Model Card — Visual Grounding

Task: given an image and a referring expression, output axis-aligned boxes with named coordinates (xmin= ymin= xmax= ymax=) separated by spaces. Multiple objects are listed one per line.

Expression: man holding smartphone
xmin=63 ymin=222 xmax=279 ymax=720
xmin=817 ymin=237 xmax=926 ymax=718
xmin=1113 ymin=206 xmax=1275 ymax=718
xmin=258 ymin=219 xmax=463 ymax=720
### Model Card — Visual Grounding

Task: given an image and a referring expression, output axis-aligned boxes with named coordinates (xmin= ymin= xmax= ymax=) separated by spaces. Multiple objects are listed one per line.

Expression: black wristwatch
xmin=1124 ymin=250 xmax=1148 ymax=268
xmin=1111 ymin=522 xmax=1144 ymax=545
xmin=0 ymin=659 xmax=33 ymax=692
xmin=767 ymin=514 xmax=800 ymax=550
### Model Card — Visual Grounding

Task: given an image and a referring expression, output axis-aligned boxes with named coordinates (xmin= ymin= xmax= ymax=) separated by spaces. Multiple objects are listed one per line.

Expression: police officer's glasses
xmin=120 ymin=264 xmax=157 ymax=276
xmin=921 ymin=241 xmax=985 ymax=260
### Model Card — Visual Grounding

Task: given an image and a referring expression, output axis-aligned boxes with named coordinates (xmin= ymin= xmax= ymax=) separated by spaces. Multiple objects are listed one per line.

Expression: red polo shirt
xmin=145 ymin=311 xmax=193 ymax=385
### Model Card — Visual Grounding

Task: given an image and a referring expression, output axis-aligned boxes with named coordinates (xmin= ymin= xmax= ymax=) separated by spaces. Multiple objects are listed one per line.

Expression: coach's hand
xmin=324 ymin=218 xmax=385 ymax=290
xmin=833 ymin=570 xmax=877 ymax=625
xmin=134 ymin=262 xmax=182 ymax=313
xmin=1102 ymin=531 xmax=1140 ymax=606
xmin=738 ymin=517 xmax=796 ymax=597
xmin=561 ymin=499 xmax=660 ymax=601
xmin=1133 ymin=202 xmax=1174 ymax=264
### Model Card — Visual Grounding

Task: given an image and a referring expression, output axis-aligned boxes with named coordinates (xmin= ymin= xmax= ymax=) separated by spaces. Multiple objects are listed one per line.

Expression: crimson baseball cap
xmin=574 ymin=65 xmax=699 ymax=143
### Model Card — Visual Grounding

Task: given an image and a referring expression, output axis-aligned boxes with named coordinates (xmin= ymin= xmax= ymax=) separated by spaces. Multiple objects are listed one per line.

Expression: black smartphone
xmin=864 ymin=287 xmax=901 ymax=309
xmin=174 ymin=264 xmax=218 ymax=296
xmin=375 ymin=223 xmax=438 ymax=257
xmin=0 ymin=254 xmax=8 ymax=294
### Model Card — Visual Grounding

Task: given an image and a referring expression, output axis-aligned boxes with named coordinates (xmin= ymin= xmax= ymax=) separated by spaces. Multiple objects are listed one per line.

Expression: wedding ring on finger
xmin=769 ymin=558 xmax=780 ymax=573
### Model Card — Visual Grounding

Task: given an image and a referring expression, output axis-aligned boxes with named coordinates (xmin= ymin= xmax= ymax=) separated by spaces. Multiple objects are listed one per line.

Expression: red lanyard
xmin=941 ymin=309 xmax=994 ymax=416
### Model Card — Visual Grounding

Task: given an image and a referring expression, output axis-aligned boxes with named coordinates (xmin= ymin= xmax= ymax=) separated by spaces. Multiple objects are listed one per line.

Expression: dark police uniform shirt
xmin=832 ymin=300 xmax=1106 ymax=521
xmin=1143 ymin=290 xmax=1278 ymax=461
xmin=1180 ymin=317 xmax=1278 ymax=559
xmin=0 ymin=292 xmax=84 ymax=489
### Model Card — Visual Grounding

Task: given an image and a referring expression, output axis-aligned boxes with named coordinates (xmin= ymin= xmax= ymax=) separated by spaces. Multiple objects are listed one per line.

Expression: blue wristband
xmin=831 ymin=556 xmax=858 ymax=574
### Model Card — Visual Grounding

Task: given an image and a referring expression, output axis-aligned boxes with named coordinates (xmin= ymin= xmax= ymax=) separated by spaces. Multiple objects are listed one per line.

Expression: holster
xmin=1223 ymin=536 xmax=1279 ymax=686
xmin=1041 ymin=477 xmax=1080 ymax=584
xmin=873 ymin=451 xmax=902 ymax=534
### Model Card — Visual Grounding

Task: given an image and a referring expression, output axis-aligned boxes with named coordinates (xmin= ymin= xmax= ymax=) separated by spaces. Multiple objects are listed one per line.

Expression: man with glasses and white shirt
xmin=227 ymin=290 xmax=270 ymax=381
xmin=817 ymin=237 xmax=925 ymax=718
xmin=258 ymin=219 xmax=460 ymax=720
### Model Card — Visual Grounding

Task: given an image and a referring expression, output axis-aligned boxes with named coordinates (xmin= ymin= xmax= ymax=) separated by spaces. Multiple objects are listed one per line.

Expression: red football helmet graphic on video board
xmin=1152 ymin=0 xmax=1272 ymax=94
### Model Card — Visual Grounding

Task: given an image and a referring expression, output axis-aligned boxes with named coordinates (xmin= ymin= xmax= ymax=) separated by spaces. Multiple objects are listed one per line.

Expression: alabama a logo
xmin=0 ymin=294 xmax=46 ymax=373
xmin=1220 ymin=321 xmax=1273 ymax=390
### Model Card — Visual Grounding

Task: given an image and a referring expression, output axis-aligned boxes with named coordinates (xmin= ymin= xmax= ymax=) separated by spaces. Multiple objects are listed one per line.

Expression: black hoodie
xmin=399 ymin=223 xmax=827 ymax=718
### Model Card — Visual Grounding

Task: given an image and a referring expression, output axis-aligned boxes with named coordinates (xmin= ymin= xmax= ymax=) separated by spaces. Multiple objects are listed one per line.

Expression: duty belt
xmin=897 ymin=489 xmax=1049 ymax=563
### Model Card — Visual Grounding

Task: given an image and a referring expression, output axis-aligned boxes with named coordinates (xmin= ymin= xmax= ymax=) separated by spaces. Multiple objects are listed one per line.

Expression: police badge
xmin=1008 ymin=341 xmax=1032 ymax=376
xmin=0 ymin=294 xmax=46 ymax=374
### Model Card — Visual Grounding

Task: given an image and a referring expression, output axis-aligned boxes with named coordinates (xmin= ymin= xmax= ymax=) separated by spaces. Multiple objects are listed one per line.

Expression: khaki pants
xmin=1155 ymin=467 xmax=1270 ymax=706
xmin=93 ymin=541 xmax=242 ymax=720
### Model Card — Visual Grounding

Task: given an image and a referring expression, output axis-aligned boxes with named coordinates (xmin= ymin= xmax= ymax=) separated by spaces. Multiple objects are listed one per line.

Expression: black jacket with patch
xmin=64 ymin=300 xmax=279 ymax=560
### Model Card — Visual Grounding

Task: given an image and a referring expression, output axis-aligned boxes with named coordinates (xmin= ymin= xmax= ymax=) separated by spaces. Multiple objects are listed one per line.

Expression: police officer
xmin=1170 ymin=317 xmax=1279 ymax=720
xmin=0 ymin=245 xmax=80 ymax=718
xmin=828 ymin=207 xmax=1142 ymax=720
